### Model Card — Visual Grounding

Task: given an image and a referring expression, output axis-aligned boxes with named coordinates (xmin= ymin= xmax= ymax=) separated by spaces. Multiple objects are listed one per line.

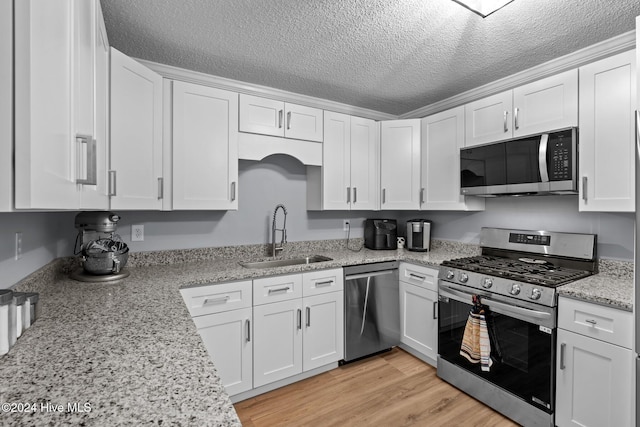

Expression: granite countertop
xmin=0 ymin=239 xmax=632 ymax=426
xmin=0 ymin=240 xmax=470 ymax=426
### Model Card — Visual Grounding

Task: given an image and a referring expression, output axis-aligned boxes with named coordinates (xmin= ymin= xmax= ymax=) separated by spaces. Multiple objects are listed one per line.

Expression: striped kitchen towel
xmin=460 ymin=311 xmax=493 ymax=372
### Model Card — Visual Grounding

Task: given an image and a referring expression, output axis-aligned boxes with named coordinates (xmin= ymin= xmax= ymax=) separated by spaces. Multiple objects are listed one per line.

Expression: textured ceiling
xmin=101 ymin=0 xmax=640 ymax=116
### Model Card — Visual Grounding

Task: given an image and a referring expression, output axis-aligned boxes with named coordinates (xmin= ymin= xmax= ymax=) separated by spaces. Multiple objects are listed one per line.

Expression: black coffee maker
xmin=364 ymin=219 xmax=397 ymax=250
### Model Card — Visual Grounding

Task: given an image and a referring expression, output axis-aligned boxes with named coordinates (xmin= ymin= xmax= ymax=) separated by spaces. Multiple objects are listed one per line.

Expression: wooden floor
xmin=234 ymin=348 xmax=520 ymax=427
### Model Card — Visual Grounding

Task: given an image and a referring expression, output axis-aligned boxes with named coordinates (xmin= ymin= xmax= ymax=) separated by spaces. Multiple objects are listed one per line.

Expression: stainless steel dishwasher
xmin=342 ymin=261 xmax=399 ymax=363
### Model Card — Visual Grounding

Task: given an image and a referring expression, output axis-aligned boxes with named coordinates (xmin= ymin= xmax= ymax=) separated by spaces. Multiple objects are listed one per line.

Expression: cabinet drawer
xmin=558 ymin=297 xmax=633 ymax=348
xmin=180 ymin=280 xmax=252 ymax=317
xmin=253 ymin=274 xmax=303 ymax=305
xmin=399 ymin=263 xmax=438 ymax=291
xmin=303 ymin=268 xmax=344 ymax=296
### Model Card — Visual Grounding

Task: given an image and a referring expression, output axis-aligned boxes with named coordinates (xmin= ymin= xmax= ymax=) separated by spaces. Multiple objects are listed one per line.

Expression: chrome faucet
xmin=271 ymin=204 xmax=288 ymax=257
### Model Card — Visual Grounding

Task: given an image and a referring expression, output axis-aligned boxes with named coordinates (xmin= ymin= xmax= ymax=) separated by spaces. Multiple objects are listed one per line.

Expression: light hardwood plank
xmin=235 ymin=348 xmax=519 ymax=426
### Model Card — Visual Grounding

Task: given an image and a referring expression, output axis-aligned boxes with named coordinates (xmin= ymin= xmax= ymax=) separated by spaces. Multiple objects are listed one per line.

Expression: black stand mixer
xmin=70 ymin=211 xmax=130 ymax=282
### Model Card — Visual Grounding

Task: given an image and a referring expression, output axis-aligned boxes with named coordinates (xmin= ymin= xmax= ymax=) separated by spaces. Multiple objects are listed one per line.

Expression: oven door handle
xmin=438 ymin=285 xmax=553 ymax=324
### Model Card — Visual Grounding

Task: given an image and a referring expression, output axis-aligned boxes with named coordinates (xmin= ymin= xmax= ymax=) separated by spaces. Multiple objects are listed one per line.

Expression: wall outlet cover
xmin=131 ymin=225 xmax=144 ymax=241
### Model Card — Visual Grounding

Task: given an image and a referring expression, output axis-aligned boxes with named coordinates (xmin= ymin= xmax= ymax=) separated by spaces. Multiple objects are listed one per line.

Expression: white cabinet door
xmin=239 ymin=94 xmax=284 ymax=137
xmin=0 ymin=0 xmax=12 ymax=211
xmin=321 ymin=111 xmax=351 ymax=210
xmin=303 ymin=292 xmax=344 ymax=371
xmin=253 ymin=299 xmax=303 ymax=388
xmin=350 ymin=116 xmax=379 ymax=210
xmin=380 ymin=119 xmax=421 ymax=210
xmin=464 ymin=91 xmax=513 ymax=146
xmin=110 ymin=48 xmax=163 ymax=210
xmin=79 ymin=1 xmax=109 ymax=209
xmin=421 ymin=106 xmax=484 ymax=211
xmin=239 ymin=94 xmax=323 ymax=142
xmin=399 ymin=281 xmax=437 ymax=364
xmin=193 ymin=307 xmax=253 ymax=396
xmin=172 ymin=81 xmax=238 ymax=210
xmin=285 ymin=103 xmax=323 ymax=142
xmin=14 ymin=0 xmax=77 ymax=209
xmin=512 ymin=69 xmax=577 ymax=137
xmin=578 ymin=50 xmax=636 ymax=212
xmin=556 ymin=329 xmax=634 ymax=427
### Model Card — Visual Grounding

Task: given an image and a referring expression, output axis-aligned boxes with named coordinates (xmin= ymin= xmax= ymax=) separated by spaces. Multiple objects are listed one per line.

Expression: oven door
xmin=438 ymin=282 xmax=556 ymax=414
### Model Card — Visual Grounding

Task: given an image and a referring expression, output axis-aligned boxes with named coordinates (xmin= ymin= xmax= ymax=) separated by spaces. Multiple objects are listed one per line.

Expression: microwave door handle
xmin=538 ymin=134 xmax=550 ymax=182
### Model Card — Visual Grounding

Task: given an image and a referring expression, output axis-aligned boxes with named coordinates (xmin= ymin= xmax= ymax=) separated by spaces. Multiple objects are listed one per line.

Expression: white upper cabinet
xmin=171 ymin=81 xmax=239 ymax=210
xmin=0 ymin=0 xmax=12 ymax=211
xmin=380 ymin=119 xmax=421 ymax=210
xmin=239 ymin=94 xmax=323 ymax=142
xmin=465 ymin=70 xmax=577 ymax=146
xmin=464 ymin=91 xmax=513 ymax=147
xmin=307 ymin=112 xmax=378 ymax=210
xmin=420 ymin=106 xmax=484 ymax=211
xmin=110 ymin=48 xmax=163 ymax=210
xmin=14 ymin=0 xmax=108 ymax=210
xmin=578 ymin=50 xmax=636 ymax=212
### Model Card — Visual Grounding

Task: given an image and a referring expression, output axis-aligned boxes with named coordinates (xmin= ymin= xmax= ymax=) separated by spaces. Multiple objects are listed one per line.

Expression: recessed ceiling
xmin=101 ymin=0 xmax=640 ymax=116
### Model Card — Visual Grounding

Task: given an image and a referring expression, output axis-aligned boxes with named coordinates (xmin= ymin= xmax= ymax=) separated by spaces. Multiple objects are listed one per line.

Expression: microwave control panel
xmin=548 ymin=139 xmax=572 ymax=181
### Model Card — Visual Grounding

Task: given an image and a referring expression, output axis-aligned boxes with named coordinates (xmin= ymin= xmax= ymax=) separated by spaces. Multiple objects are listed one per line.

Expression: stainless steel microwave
xmin=460 ymin=128 xmax=577 ymax=197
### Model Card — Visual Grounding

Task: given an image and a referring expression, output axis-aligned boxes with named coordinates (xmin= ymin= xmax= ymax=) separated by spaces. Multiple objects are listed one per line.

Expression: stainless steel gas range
xmin=437 ymin=227 xmax=597 ymax=427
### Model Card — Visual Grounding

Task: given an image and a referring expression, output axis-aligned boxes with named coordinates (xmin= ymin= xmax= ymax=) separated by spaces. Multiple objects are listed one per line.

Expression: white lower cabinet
xmin=398 ymin=263 xmax=438 ymax=366
xmin=180 ymin=280 xmax=253 ymax=397
xmin=556 ymin=297 xmax=634 ymax=427
xmin=253 ymin=270 xmax=344 ymax=388
xmin=193 ymin=307 xmax=252 ymax=396
xmin=182 ymin=269 xmax=343 ymax=399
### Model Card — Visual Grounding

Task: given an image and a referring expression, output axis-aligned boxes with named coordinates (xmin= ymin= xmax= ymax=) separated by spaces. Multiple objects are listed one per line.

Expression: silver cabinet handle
xmin=231 ymin=181 xmax=236 ymax=202
xmin=76 ymin=135 xmax=97 ymax=185
xmin=286 ymin=111 xmax=292 ymax=130
xmin=297 ymin=308 xmax=302 ymax=330
xmin=346 ymin=187 xmax=351 ymax=203
xmin=503 ymin=111 xmax=509 ymax=133
xmin=157 ymin=177 xmax=164 ymax=200
xmin=306 ymin=306 xmax=310 ymax=327
xmin=382 ymin=188 xmax=386 ymax=204
xmin=420 ymin=188 xmax=425 ymax=205
xmin=203 ymin=295 xmax=230 ymax=306
xmin=409 ymin=273 xmax=426 ymax=280
xmin=278 ymin=109 xmax=283 ymax=128
xmin=268 ymin=286 xmax=290 ymax=294
xmin=560 ymin=343 xmax=566 ymax=370
xmin=433 ymin=301 xmax=438 ymax=320
xmin=315 ymin=280 xmax=334 ymax=287
xmin=246 ymin=319 xmax=251 ymax=342
xmin=582 ymin=176 xmax=588 ymax=201
xmin=108 ymin=170 xmax=117 ymax=196
xmin=514 ymin=107 xmax=519 ymax=130
xmin=353 ymin=187 xmax=357 ymax=204
xmin=585 ymin=319 xmax=597 ymax=326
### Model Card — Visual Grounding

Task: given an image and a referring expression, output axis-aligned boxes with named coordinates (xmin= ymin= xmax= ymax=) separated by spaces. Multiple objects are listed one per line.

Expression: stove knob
xmin=482 ymin=278 xmax=493 ymax=289
xmin=510 ymin=284 xmax=521 ymax=295
xmin=459 ymin=273 xmax=469 ymax=283
xmin=446 ymin=270 xmax=455 ymax=280
xmin=530 ymin=288 xmax=542 ymax=300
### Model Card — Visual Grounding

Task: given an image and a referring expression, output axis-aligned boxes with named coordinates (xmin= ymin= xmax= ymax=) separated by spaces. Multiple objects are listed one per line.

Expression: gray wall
xmin=1 ymin=154 xmax=634 ymax=288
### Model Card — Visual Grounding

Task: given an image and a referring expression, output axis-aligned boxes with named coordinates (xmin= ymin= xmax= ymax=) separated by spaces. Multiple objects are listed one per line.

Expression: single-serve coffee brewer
xmin=70 ymin=211 xmax=130 ymax=282
xmin=406 ymin=219 xmax=431 ymax=252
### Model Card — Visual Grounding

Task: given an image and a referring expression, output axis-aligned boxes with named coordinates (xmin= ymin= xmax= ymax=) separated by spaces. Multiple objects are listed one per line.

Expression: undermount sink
xmin=239 ymin=255 xmax=333 ymax=269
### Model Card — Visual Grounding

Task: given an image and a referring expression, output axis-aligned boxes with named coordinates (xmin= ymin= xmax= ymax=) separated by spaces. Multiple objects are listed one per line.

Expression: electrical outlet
xmin=343 ymin=220 xmax=350 ymax=231
xmin=15 ymin=232 xmax=22 ymax=260
xmin=131 ymin=225 xmax=144 ymax=242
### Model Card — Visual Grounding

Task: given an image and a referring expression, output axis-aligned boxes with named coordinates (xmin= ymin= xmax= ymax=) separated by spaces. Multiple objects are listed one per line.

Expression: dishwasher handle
xmin=345 ymin=270 xmax=395 ymax=281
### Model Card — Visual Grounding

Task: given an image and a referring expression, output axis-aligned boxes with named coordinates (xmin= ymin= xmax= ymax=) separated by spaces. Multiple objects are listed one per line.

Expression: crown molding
xmin=399 ymin=30 xmax=636 ymax=119
xmin=136 ymin=59 xmax=397 ymax=121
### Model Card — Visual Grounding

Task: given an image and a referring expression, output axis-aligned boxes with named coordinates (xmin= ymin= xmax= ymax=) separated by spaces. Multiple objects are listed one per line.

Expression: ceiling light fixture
xmin=452 ymin=0 xmax=515 ymax=17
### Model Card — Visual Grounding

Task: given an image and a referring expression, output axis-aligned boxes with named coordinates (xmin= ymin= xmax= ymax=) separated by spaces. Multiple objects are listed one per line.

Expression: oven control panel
xmin=439 ymin=268 xmax=556 ymax=307
xmin=508 ymin=233 xmax=550 ymax=246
